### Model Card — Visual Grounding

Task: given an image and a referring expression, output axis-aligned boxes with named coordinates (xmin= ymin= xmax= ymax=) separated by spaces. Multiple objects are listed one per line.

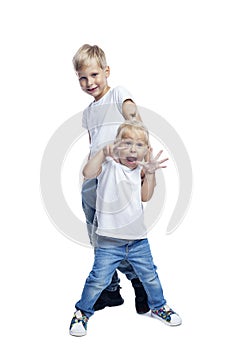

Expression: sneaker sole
xmin=151 ymin=312 xmax=182 ymax=326
xmin=69 ymin=329 xmax=87 ymax=337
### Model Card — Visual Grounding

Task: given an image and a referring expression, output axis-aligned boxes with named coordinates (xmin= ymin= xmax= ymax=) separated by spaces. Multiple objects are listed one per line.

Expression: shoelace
xmin=71 ymin=312 xmax=88 ymax=330
xmin=154 ymin=307 xmax=175 ymax=321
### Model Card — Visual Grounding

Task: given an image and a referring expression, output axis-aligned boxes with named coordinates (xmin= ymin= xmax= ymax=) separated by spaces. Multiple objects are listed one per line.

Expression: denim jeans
xmin=75 ymin=239 xmax=166 ymax=318
xmin=81 ymin=178 xmax=138 ymax=291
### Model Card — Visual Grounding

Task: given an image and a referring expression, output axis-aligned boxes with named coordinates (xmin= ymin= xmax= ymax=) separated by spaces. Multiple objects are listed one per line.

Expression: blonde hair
xmin=72 ymin=44 xmax=107 ymax=72
xmin=116 ymin=121 xmax=149 ymax=144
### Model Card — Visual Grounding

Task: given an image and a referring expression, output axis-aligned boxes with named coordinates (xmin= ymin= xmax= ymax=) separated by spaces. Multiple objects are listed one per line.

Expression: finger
xmin=144 ymin=147 xmax=153 ymax=162
xmin=113 ymin=140 xmax=128 ymax=152
xmin=154 ymin=150 xmax=163 ymax=160
xmin=115 ymin=146 xmax=128 ymax=150
xmin=158 ymin=157 xmax=169 ymax=164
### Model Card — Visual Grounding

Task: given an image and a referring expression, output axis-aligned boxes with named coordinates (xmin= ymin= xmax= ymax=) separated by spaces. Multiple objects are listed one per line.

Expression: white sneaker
xmin=151 ymin=304 xmax=182 ymax=326
xmin=69 ymin=310 xmax=88 ymax=336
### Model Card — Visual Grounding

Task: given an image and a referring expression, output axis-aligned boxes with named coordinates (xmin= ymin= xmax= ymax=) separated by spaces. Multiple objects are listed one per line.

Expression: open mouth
xmin=87 ymin=86 xmax=98 ymax=93
xmin=126 ymin=156 xmax=137 ymax=163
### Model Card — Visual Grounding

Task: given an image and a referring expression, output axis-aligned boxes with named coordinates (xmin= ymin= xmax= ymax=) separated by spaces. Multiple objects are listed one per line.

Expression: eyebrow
xmin=122 ymin=136 xmax=147 ymax=141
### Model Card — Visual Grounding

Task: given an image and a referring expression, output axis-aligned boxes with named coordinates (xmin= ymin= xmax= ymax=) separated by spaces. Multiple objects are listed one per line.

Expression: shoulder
xmin=103 ymin=157 xmax=118 ymax=169
xmin=110 ymin=86 xmax=133 ymax=105
xmin=83 ymin=101 xmax=94 ymax=114
xmin=97 ymin=157 xmax=116 ymax=181
xmin=99 ymin=157 xmax=114 ymax=171
xmin=112 ymin=85 xmax=132 ymax=95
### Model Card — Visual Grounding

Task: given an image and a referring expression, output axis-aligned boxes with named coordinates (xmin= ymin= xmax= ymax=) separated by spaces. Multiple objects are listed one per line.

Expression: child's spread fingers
xmin=159 ymin=157 xmax=169 ymax=164
xmin=144 ymin=147 xmax=153 ymax=162
xmin=154 ymin=150 xmax=163 ymax=160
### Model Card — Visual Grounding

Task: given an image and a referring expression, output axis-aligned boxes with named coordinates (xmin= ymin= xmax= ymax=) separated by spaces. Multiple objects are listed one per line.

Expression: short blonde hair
xmin=72 ymin=44 xmax=107 ymax=72
xmin=116 ymin=121 xmax=149 ymax=144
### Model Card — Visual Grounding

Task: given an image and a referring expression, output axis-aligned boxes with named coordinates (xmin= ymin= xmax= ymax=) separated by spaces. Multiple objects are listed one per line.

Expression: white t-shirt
xmin=96 ymin=158 xmax=147 ymax=240
xmin=82 ymin=86 xmax=133 ymax=156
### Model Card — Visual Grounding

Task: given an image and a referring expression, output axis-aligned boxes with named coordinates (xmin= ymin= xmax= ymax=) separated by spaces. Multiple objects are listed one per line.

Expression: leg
xmin=75 ymin=246 xmax=124 ymax=318
xmin=117 ymin=259 xmax=137 ymax=280
xmin=93 ymin=269 xmax=124 ymax=311
xmin=118 ymin=259 xmax=149 ymax=314
xmin=127 ymin=239 xmax=166 ymax=310
xmin=81 ymin=178 xmax=97 ymax=245
xmin=82 ymin=179 xmax=123 ymax=308
xmin=70 ymin=246 xmax=123 ymax=337
xmin=127 ymin=239 xmax=182 ymax=326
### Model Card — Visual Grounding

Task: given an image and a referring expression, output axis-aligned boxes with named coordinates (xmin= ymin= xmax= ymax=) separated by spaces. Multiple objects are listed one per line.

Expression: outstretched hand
xmin=103 ymin=143 xmax=120 ymax=162
xmin=103 ymin=140 xmax=133 ymax=162
xmin=137 ymin=149 xmax=168 ymax=173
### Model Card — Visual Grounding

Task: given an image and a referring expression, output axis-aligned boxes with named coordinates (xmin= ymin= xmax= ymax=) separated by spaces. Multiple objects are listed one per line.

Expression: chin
xmin=127 ymin=163 xmax=137 ymax=169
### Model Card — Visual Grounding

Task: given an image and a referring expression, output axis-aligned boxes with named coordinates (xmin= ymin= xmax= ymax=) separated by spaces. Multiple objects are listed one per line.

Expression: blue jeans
xmin=75 ymin=239 xmax=166 ymax=318
xmin=81 ymin=178 xmax=138 ymax=291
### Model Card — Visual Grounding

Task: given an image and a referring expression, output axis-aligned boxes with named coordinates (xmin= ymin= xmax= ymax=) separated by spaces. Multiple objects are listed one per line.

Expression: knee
xmin=86 ymin=271 xmax=110 ymax=290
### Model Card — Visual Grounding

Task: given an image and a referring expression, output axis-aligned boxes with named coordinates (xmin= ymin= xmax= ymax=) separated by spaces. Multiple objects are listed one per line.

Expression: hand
xmin=137 ymin=149 xmax=168 ymax=174
xmin=103 ymin=143 xmax=120 ymax=162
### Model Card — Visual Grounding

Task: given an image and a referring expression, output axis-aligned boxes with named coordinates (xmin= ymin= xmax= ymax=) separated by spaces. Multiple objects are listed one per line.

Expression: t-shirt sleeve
xmin=115 ymin=85 xmax=134 ymax=103
xmin=82 ymin=108 xmax=88 ymax=129
xmin=82 ymin=108 xmax=88 ymax=130
xmin=114 ymin=86 xmax=134 ymax=114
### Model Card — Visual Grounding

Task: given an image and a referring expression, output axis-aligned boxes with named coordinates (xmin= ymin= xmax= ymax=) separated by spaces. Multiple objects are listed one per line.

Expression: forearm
xmin=141 ymin=173 xmax=156 ymax=202
xmin=82 ymin=149 xmax=105 ymax=179
xmin=122 ymin=99 xmax=142 ymax=121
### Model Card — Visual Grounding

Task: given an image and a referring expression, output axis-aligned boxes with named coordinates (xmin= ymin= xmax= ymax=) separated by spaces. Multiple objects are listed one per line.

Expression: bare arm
xmin=82 ymin=149 xmax=105 ymax=179
xmin=122 ymin=99 xmax=142 ymax=121
xmin=82 ymin=144 xmax=116 ymax=179
xmin=141 ymin=173 xmax=156 ymax=202
xmin=139 ymin=150 xmax=169 ymax=202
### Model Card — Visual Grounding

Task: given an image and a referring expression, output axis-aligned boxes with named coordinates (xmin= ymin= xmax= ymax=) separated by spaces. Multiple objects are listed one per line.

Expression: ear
xmin=105 ymin=65 xmax=110 ymax=78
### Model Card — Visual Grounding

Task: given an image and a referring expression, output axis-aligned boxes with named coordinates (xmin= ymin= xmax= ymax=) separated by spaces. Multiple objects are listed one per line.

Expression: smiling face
xmin=77 ymin=58 xmax=110 ymax=101
xmin=117 ymin=129 xmax=149 ymax=169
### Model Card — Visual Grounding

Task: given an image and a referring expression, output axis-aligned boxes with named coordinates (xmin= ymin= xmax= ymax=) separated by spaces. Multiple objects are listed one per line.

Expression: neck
xmin=94 ymin=85 xmax=110 ymax=101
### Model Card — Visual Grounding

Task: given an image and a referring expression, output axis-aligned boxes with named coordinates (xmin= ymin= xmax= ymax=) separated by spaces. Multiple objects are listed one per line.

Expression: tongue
xmin=127 ymin=157 xmax=137 ymax=162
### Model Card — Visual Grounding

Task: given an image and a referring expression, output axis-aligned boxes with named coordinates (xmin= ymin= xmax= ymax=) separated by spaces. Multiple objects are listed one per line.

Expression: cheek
xmin=137 ymin=150 xmax=147 ymax=161
xmin=119 ymin=150 xmax=127 ymax=159
xmin=97 ymin=75 xmax=107 ymax=84
xmin=79 ymin=81 xmax=86 ymax=88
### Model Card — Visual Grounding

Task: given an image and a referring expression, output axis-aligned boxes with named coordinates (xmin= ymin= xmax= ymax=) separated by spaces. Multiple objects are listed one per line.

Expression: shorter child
xmin=70 ymin=121 xmax=182 ymax=336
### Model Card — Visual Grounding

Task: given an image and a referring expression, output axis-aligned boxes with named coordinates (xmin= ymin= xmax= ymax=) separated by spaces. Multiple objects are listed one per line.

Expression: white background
xmin=1 ymin=1 xmax=232 ymax=349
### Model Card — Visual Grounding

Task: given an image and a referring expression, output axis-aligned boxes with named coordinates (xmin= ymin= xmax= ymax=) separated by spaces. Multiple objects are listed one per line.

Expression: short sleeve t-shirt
xmin=96 ymin=158 xmax=147 ymax=240
xmin=82 ymin=86 xmax=133 ymax=156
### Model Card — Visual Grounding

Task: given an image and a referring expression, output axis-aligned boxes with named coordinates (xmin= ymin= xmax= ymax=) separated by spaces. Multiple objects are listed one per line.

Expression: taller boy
xmin=73 ymin=44 xmax=149 ymax=313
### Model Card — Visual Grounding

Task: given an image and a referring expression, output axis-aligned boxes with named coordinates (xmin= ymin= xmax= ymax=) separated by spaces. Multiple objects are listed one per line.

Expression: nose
xmin=87 ymin=77 xmax=94 ymax=87
xmin=130 ymin=143 xmax=137 ymax=152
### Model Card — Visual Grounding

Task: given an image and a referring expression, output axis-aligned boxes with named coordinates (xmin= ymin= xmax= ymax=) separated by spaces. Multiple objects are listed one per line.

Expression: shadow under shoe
xmin=131 ymin=278 xmax=150 ymax=314
xmin=94 ymin=286 xmax=124 ymax=311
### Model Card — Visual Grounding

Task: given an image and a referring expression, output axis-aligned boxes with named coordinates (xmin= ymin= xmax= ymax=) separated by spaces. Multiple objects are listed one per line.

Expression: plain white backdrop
xmin=1 ymin=1 xmax=232 ymax=349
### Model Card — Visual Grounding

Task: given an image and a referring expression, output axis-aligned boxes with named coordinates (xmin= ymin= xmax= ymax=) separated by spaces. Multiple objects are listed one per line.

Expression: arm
xmin=87 ymin=131 xmax=92 ymax=160
xmin=140 ymin=150 xmax=169 ymax=202
xmin=82 ymin=149 xmax=105 ymax=179
xmin=122 ymin=99 xmax=142 ymax=121
xmin=82 ymin=144 xmax=116 ymax=179
xmin=141 ymin=172 xmax=156 ymax=202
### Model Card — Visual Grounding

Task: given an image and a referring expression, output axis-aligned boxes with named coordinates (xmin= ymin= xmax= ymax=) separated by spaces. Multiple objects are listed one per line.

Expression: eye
xmin=136 ymin=142 xmax=144 ymax=148
xmin=91 ymin=73 xmax=98 ymax=77
xmin=125 ymin=141 xmax=132 ymax=146
xmin=79 ymin=76 xmax=87 ymax=82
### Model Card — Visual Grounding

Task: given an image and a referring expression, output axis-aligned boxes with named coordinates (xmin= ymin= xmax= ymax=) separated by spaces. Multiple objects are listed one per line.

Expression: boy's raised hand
xmin=103 ymin=143 xmax=120 ymax=162
xmin=137 ymin=149 xmax=168 ymax=174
